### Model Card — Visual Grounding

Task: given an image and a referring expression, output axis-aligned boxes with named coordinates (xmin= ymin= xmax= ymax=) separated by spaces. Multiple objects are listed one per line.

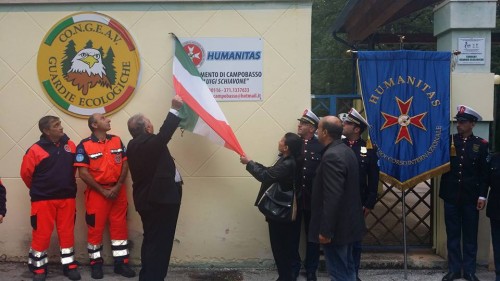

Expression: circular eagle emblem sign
xmin=37 ymin=12 xmax=140 ymax=118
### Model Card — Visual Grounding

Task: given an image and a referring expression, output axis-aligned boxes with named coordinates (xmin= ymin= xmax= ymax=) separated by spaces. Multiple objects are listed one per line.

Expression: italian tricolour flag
xmin=172 ymin=36 xmax=245 ymax=156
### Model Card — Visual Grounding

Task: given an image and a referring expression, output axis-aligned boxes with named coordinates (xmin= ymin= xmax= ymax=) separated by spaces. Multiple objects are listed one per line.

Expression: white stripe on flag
xmin=192 ymin=117 xmax=225 ymax=146
xmin=173 ymin=58 xmax=227 ymax=122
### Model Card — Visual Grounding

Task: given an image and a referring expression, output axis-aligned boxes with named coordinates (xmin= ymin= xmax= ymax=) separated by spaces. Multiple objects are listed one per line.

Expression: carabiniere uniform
xmin=300 ymin=136 xmax=323 ymax=211
xmin=342 ymin=138 xmax=379 ymax=209
xmin=440 ymin=134 xmax=489 ymax=205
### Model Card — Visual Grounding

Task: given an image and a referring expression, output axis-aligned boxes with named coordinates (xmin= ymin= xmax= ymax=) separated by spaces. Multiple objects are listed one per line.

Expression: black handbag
xmin=257 ymin=181 xmax=297 ymax=222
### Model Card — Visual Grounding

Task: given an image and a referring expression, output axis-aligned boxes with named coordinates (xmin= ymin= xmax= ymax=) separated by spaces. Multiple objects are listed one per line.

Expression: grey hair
xmin=38 ymin=115 xmax=60 ymax=134
xmin=128 ymin=113 xmax=147 ymax=138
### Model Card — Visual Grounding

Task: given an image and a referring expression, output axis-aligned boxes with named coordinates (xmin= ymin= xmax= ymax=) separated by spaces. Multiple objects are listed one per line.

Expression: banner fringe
xmin=379 ymin=162 xmax=450 ymax=191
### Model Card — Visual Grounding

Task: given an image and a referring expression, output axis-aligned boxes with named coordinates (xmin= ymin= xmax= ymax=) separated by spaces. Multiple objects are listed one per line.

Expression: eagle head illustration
xmin=65 ymin=48 xmax=112 ymax=95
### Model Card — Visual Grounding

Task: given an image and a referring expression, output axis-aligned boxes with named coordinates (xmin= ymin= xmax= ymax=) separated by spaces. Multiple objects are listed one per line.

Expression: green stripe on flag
xmin=42 ymin=80 xmax=70 ymax=109
xmin=178 ymin=103 xmax=198 ymax=132
xmin=174 ymin=38 xmax=201 ymax=78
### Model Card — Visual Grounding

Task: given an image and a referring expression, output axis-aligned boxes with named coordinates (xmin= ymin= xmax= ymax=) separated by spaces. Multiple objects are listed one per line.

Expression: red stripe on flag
xmin=173 ymin=76 xmax=245 ymax=156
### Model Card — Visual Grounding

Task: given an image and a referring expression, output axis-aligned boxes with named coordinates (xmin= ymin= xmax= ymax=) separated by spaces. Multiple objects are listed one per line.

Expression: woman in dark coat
xmin=240 ymin=132 xmax=303 ymax=281
xmin=488 ymin=152 xmax=500 ymax=281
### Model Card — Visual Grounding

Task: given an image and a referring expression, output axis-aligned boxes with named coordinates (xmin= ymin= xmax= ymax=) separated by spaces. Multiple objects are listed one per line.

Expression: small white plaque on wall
xmin=457 ymin=38 xmax=485 ymax=65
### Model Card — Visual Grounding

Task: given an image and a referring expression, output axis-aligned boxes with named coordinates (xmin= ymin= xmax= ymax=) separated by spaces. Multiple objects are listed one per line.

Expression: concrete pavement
xmin=0 ymin=262 xmax=496 ymax=281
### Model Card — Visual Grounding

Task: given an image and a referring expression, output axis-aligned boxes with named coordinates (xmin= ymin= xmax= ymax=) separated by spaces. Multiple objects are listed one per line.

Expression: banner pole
xmin=397 ymin=34 xmax=408 ymax=279
xmin=402 ymin=188 xmax=408 ymax=280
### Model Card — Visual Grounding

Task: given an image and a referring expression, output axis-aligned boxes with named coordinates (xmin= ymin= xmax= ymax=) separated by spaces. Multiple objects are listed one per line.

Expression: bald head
xmin=318 ymin=116 xmax=343 ymax=145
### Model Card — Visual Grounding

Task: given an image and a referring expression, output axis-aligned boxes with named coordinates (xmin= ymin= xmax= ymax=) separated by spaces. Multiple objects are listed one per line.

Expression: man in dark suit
xmin=126 ymin=95 xmax=184 ymax=281
xmin=341 ymin=108 xmax=379 ymax=281
xmin=309 ymin=116 xmax=366 ymax=281
xmin=440 ymin=105 xmax=489 ymax=281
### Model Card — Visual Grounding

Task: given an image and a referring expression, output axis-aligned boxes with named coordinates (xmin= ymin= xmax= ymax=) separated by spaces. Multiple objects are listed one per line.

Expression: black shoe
xmin=464 ymin=273 xmax=480 ymax=281
xmin=306 ymin=272 xmax=317 ymax=281
xmin=32 ymin=273 xmax=46 ymax=281
xmin=114 ymin=263 xmax=136 ymax=278
xmin=442 ymin=272 xmax=461 ymax=281
xmin=63 ymin=268 xmax=81 ymax=281
xmin=357 ymin=277 xmax=362 ymax=281
xmin=91 ymin=264 xmax=104 ymax=279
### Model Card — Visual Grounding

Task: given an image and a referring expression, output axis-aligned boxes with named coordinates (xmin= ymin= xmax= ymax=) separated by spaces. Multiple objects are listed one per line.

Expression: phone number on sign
xmin=210 ymin=88 xmax=250 ymax=93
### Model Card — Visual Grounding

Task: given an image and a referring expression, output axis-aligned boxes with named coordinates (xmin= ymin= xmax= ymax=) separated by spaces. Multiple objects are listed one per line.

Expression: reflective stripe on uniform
xmin=61 ymin=247 xmax=74 ymax=255
xmin=87 ymin=243 xmax=103 ymax=260
xmin=111 ymin=239 xmax=128 ymax=257
xmin=89 ymin=251 xmax=102 ymax=259
xmin=29 ymin=248 xmax=47 ymax=258
xmin=112 ymin=249 xmax=129 ymax=257
xmin=61 ymin=256 xmax=75 ymax=265
xmin=111 ymin=240 xmax=128 ymax=247
xmin=28 ymin=257 xmax=48 ymax=267
xmin=87 ymin=243 xmax=103 ymax=251
xmin=28 ymin=248 xmax=49 ymax=268
xmin=60 ymin=247 xmax=75 ymax=265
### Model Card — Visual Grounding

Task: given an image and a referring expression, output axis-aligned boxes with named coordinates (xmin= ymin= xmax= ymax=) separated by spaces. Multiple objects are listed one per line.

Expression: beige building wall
xmin=0 ymin=1 xmax=312 ymax=266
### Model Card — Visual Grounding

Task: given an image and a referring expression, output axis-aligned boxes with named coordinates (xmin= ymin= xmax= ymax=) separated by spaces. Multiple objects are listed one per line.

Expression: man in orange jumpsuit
xmin=75 ymin=113 xmax=135 ymax=279
xmin=21 ymin=115 xmax=81 ymax=281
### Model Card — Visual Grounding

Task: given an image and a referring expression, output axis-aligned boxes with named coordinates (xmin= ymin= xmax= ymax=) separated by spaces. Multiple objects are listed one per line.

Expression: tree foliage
xmin=311 ymin=0 xmax=354 ymax=96
xmin=103 ymin=47 xmax=116 ymax=85
xmin=61 ymin=40 xmax=77 ymax=76
xmin=311 ymin=1 xmax=437 ymax=97
xmin=311 ymin=1 xmax=499 ymax=149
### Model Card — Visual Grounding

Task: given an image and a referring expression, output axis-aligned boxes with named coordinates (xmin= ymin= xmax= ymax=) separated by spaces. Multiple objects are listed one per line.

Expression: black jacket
xmin=21 ymin=134 xmax=77 ymax=202
xmin=0 ymin=180 xmax=5 ymax=217
xmin=343 ymin=138 xmax=379 ymax=209
xmin=487 ymin=153 xmax=500 ymax=220
xmin=440 ymin=134 xmax=489 ymax=205
xmin=245 ymin=155 xmax=297 ymax=207
xmin=127 ymin=112 xmax=181 ymax=212
xmin=308 ymin=139 xmax=366 ymax=245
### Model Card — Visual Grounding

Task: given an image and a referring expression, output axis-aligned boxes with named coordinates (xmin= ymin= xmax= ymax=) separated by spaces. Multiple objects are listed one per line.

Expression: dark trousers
xmin=269 ymin=218 xmax=301 ymax=281
xmin=491 ymin=219 xmax=500 ymax=281
xmin=138 ymin=203 xmax=180 ymax=281
xmin=352 ymin=240 xmax=362 ymax=278
xmin=292 ymin=209 xmax=320 ymax=275
xmin=444 ymin=202 xmax=479 ymax=274
xmin=323 ymin=242 xmax=356 ymax=281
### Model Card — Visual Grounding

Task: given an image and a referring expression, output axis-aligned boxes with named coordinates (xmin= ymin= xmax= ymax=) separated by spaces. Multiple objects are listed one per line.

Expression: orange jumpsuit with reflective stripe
xmin=20 ymin=134 xmax=78 ymax=274
xmin=74 ymin=134 xmax=129 ymax=264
